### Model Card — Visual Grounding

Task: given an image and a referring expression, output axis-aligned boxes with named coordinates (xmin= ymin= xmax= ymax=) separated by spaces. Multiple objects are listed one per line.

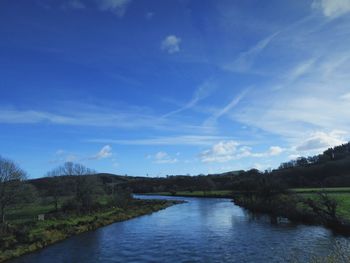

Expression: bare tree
xmin=47 ymin=162 xmax=97 ymax=211
xmin=0 ymin=156 xmax=27 ymax=223
xmin=46 ymin=168 xmax=64 ymax=211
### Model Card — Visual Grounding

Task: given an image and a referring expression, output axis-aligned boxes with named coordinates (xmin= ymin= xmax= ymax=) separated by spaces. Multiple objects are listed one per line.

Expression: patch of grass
xmin=295 ymin=191 xmax=350 ymax=222
xmin=291 ymin=187 xmax=350 ymax=193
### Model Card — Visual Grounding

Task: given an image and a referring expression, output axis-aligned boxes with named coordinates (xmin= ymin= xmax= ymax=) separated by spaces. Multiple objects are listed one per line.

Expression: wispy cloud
xmin=49 ymin=150 xmax=79 ymax=164
xmin=223 ymin=32 xmax=279 ymax=73
xmin=96 ymin=0 xmax=132 ymax=17
xmin=312 ymin=0 xmax=350 ymax=18
xmin=88 ymin=135 xmax=234 ymax=146
xmin=161 ymin=35 xmax=182 ymax=54
xmin=90 ymin=145 xmax=113 ymax=160
xmin=203 ymin=89 xmax=247 ymax=127
xmin=147 ymin=151 xmax=178 ymax=164
xmin=229 ymin=11 xmax=350 ymax=149
xmin=0 ymin=104 xmax=209 ymax=133
xmin=163 ymin=81 xmax=216 ymax=118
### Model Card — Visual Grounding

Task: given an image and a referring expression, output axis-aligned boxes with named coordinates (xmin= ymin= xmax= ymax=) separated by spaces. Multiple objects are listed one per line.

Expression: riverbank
xmin=233 ymin=189 xmax=350 ymax=236
xmin=0 ymin=199 xmax=181 ymax=262
xmin=143 ymin=190 xmax=232 ymax=198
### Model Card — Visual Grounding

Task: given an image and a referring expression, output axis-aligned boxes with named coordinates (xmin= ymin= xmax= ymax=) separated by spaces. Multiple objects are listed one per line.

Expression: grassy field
xmin=291 ymin=187 xmax=350 ymax=193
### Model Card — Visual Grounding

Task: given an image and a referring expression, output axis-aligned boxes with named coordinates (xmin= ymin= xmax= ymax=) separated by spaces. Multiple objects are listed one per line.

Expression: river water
xmin=11 ymin=195 xmax=350 ymax=262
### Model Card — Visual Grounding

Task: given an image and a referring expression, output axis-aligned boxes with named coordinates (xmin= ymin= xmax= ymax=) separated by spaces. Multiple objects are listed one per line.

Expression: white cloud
xmin=269 ymin=146 xmax=283 ymax=156
xmin=296 ymin=131 xmax=346 ymax=151
xmin=161 ymin=35 xmax=181 ymax=54
xmin=97 ymin=0 xmax=132 ymax=17
xmin=288 ymin=154 xmax=301 ymax=160
xmin=91 ymin=145 xmax=113 ymax=160
xmin=232 ymin=39 xmax=350 ymax=143
xmin=199 ymin=141 xmax=282 ymax=163
xmin=312 ymin=0 xmax=350 ymax=18
xmin=148 ymin=151 xmax=178 ymax=164
xmin=89 ymin=135 xmax=234 ymax=146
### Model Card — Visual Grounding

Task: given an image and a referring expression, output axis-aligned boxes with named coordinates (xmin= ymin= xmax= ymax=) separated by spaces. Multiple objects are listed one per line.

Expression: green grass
xmin=290 ymin=188 xmax=350 ymax=221
xmin=291 ymin=187 xmax=350 ymax=193
xmin=290 ymin=189 xmax=350 ymax=222
xmin=0 ymin=199 xmax=179 ymax=262
xmin=297 ymin=192 xmax=350 ymax=221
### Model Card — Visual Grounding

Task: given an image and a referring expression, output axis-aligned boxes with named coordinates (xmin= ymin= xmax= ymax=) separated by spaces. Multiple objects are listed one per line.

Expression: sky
xmin=1 ymin=0 xmax=350 ymax=178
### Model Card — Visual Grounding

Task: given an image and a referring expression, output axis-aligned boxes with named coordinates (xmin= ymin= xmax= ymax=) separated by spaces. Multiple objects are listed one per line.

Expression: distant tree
xmin=0 ymin=156 xmax=27 ymax=223
xmin=202 ymin=177 xmax=216 ymax=195
xmin=47 ymin=162 xmax=98 ymax=211
xmin=46 ymin=169 xmax=64 ymax=211
xmin=112 ymin=187 xmax=132 ymax=209
xmin=296 ymin=157 xmax=308 ymax=167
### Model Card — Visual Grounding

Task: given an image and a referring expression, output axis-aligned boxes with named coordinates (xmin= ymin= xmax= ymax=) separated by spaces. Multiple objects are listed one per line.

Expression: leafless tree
xmin=0 ymin=156 xmax=27 ymax=223
xmin=46 ymin=162 xmax=97 ymax=211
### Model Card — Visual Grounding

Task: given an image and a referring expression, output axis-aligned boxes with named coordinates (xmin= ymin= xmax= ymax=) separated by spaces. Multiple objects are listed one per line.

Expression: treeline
xmin=279 ymin=142 xmax=350 ymax=169
xmin=2 ymin=141 xmax=350 ymax=223
xmin=127 ymin=142 xmax=350 ymax=193
xmin=0 ymin=158 xmax=133 ymax=231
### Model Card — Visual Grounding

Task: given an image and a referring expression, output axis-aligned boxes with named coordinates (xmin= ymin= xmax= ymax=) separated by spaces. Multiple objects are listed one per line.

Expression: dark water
xmin=11 ymin=195 xmax=350 ymax=263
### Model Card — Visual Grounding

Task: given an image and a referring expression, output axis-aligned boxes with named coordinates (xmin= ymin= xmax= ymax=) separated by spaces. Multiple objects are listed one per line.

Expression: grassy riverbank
xmin=233 ymin=187 xmax=350 ymax=235
xmin=0 ymin=199 xmax=180 ymax=262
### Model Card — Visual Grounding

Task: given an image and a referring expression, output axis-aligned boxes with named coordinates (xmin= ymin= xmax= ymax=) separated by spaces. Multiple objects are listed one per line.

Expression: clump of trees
xmin=46 ymin=162 xmax=98 ymax=212
xmin=0 ymin=157 xmax=136 ymax=231
xmin=0 ymin=156 xmax=34 ymax=225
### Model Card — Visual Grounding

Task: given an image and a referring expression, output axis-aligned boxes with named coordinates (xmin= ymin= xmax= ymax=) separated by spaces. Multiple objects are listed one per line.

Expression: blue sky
xmin=1 ymin=0 xmax=350 ymax=178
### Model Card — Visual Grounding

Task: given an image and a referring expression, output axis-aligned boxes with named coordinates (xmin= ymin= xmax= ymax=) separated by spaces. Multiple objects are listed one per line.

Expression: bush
xmin=61 ymin=199 xmax=80 ymax=212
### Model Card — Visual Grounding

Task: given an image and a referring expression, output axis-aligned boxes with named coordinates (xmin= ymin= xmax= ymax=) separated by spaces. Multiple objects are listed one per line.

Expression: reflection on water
xmin=11 ymin=195 xmax=350 ymax=263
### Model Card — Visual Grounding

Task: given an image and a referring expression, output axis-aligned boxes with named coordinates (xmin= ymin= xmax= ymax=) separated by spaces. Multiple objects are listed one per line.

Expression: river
xmin=11 ymin=195 xmax=350 ymax=262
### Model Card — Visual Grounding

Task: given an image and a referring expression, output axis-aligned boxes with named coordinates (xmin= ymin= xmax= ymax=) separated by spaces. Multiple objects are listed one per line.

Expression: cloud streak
xmin=223 ymin=32 xmax=279 ymax=73
xmin=204 ymin=89 xmax=247 ymax=126
xmin=163 ymin=81 xmax=216 ymax=118
xmin=0 ymin=104 xmax=211 ymax=134
xmin=88 ymin=135 xmax=234 ymax=146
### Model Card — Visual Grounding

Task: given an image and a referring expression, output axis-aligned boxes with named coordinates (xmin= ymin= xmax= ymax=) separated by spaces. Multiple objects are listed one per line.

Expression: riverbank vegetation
xmin=0 ymin=158 xmax=179 ymax=262
xmin=232 ymin=179 xmax=350 ymax=234
xmin=1 ymin=141 xmax=350 ymax=260
xmin=134 ymin=142 xmax=350 ymax=234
